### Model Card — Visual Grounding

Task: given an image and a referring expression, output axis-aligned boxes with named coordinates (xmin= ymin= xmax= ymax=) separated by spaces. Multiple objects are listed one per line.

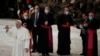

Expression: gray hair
xmin=16 ymin=20 xmax=22 ymax=24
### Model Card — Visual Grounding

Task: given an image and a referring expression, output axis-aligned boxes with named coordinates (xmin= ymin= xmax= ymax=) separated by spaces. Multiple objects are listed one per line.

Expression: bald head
xmin=15 ymin=20 xmax=22 ymax=29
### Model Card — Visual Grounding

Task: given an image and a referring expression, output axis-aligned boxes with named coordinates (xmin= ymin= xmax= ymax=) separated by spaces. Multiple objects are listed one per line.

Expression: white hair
xmin=16 ymin=20 xmax=22 ymax=24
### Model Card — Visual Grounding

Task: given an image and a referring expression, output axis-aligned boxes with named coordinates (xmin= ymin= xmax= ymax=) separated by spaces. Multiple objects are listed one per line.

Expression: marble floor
xmin=0 ymin=19 xmax=100 ymax=56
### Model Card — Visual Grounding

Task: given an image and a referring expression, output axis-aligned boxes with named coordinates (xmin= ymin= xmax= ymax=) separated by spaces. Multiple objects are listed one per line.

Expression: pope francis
xmin=5 ymin=20 xmax=31 ymax=56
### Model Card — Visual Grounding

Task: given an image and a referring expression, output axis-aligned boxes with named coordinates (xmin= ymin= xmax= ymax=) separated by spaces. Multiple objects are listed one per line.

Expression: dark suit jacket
xmin=31 ymin=11 xmax=44 ymax=28
xmin=20 ymin=18 xmax=32 ymax=31
xmin=77 ymin=19 xmax=89 ymax=36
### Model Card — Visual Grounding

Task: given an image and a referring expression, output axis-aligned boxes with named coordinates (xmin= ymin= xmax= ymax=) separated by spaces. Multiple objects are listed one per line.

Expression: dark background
xmin=0 ymin=0 xmax=100 ymax=19
xmin=0 ymin=0 xmax=18 ymax=18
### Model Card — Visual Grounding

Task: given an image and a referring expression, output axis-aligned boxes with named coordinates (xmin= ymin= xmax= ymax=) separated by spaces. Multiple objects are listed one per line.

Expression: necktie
xmin=34 ymin=12 xmax=38 ymax=27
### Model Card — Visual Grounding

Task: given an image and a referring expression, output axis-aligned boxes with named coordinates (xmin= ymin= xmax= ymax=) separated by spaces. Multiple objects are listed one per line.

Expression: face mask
xmin=28 ymin=5 xmax=32 ymax=9
xmin=89 ymin=16 xmax=93 ymax=20
xmin=45 ymin=9 xmax=49 ymax=14
xmin=65 ymin=11 xmax=69 ymax=15
xmin=24 ymin=16 xmax=28 ymax=20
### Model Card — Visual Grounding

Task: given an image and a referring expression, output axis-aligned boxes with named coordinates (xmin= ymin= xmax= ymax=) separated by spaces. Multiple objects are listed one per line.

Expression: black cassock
xmin=57 ymin=14 xmax=74 ymax=55
xmin=37 ymin=13 xmax=55 ymax=53
xmin=87 ymin=18 xmax=100 ymax=56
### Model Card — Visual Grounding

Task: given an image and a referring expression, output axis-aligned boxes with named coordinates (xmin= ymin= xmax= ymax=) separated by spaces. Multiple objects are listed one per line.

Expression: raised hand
xmin=23 ymin=23 xmax=27 ymax=27
xmin=45 ymin=21 xmax=48 ymax=26
xmin=5 ymin=25 xmax=9 ymax=32
xmin=83 ymin=23 xmax=88 ymax=27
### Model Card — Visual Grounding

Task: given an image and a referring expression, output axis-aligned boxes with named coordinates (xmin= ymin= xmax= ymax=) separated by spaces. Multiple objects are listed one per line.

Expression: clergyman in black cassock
xmin=37 ymin=5 xmax=55 ymax=55
xmin=87 ymin=12 xmax=100 ymax=56
xmin=57 ymin=6 xmax=74 ymax=55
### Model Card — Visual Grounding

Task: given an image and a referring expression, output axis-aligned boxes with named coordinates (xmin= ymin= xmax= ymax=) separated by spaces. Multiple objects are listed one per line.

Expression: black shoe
xmin=66 ymin=53 xmax=70 ymax=55
xmin=80 ymin=53 xmax=84 ymax=55
xmin=46 ymin=53 xmax=50 ymax=56
xmin=42 ymin=53 xmax=45 ymax=56
xmin=57 ymin=53 xmax=70 ymax=55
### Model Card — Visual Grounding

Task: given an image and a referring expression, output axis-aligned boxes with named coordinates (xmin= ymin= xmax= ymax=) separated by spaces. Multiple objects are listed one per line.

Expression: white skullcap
xmin=16 ymin=20 xmax=22 ymax=24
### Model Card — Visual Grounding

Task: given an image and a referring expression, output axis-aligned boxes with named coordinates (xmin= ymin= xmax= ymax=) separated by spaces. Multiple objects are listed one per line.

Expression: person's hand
xmin=41 ymin=25 xmax=48 ymax=28
xmin=23 ymin=23 xmax=27 ymax=27
xmin=62 ymin=24 xmax=67 ymax=27
xmin=45 ymin=21 xmax=48 ymax=26
xmin=17 ymin=10 xmax=20 ymax=15
xmin=66 ymin=22 xmax=70 ymax=27
xmin=5 ymin=25 xmax=9 ymax=32
xmin=25 ymin=48 xmax=29 ymax=52
xmin=83 ymin=23 xmax=88 ymax=27
xmin=66 ymin=22 xmax=70 ymax=26
xmin=34 ymin=25 xmax=37 ymax=27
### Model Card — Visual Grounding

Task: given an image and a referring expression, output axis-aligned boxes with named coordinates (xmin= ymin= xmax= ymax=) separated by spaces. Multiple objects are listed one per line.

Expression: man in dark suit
xmin=31 ymin=4 xmax=44 ymax=52
xmin=76 ymin=13 xmax=89 ymax=55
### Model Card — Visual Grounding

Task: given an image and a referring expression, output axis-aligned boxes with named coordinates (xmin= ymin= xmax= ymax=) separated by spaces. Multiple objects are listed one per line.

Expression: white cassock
xmin=7 ymin=27 xmax=30 ymax=56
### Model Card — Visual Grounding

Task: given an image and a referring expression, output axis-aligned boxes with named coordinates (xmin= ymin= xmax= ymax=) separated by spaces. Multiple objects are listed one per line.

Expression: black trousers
xmin=32 ymin=27 xmax=39 ymax=51
xmin=81 ymin=34 xmax=88 ymax=55
xmin=37 ymin=28 xmax=49 ymax=53
xmin=57 ymin=30 xmax=71 ymax=55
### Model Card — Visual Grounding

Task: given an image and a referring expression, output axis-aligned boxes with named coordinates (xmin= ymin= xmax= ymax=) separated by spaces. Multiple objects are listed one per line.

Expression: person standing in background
xmin=87 ymin=12 xmax=100 ymax=56
xmin=57 ymin=6 xmax=74 ymax=55
xmin=20 ymin=10 xmax=32 ymax=31
xmin=37 ymin=5 xmax=55 ymax=55
xmin=31 ymin=4 xmax=44 ymax=52
xmin=76 ymin=13 xmax=89 ymax=56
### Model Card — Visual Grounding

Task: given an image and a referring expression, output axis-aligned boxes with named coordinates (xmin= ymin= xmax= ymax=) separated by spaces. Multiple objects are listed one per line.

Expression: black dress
xmin=57 ymin=14 xmax=74 ymax=55
xmin=37 ymin=13 xmax=55 ymax=54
